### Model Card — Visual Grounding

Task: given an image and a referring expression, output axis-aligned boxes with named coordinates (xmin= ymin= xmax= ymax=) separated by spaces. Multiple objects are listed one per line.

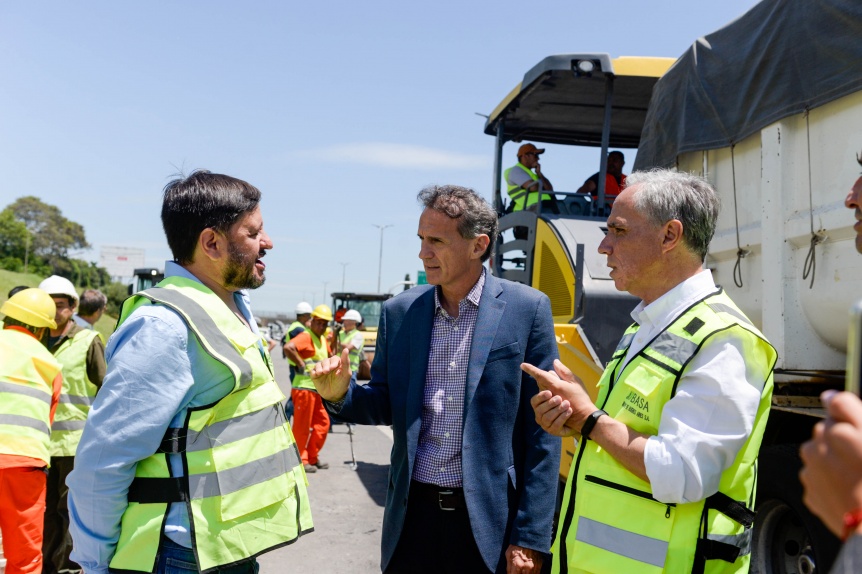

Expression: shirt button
xmin=447 ymin=396 xmax=453 ymax=402
xmin=445 ymin=432 xmax=450 ymax=438
xmin=449 ymin=361 xmax=456 ymax=367
xmin=453 ymin=326 xmax=459 ymax=331
xmin=440 ymin=467 xmax=446 ymax=472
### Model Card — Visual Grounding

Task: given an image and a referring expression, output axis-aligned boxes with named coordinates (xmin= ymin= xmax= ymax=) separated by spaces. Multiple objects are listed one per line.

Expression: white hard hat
xmin=38 ymin=275 xmax=79 ymax=302
xmin=295 ymin=301 xmax=313 ymax=315
xmin=343 ymin=309 xmax=362 ymax=322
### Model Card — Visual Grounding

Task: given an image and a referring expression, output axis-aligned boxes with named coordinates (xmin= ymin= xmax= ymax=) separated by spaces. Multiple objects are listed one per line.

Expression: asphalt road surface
xmin=258 ymin=353 xmax=391 ymax=573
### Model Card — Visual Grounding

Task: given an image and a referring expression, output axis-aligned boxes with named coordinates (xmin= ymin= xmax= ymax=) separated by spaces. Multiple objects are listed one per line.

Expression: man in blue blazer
xmin=312 ymin=184 xmax=560 ymax=573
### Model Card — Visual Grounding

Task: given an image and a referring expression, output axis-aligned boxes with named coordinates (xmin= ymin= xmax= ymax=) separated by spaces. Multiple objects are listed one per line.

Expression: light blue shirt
xmin=67 ymin=261 xmax=262 ymax=574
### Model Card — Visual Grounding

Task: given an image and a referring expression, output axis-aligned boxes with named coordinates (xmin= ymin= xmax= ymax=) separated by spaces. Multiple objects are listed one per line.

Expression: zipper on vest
xmin=585 ymin=475 xmax=676 ymax=518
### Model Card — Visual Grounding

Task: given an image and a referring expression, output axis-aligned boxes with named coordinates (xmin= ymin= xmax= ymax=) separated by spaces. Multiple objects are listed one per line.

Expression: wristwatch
xmin=580 ymin=409 xmax=608 ymax=440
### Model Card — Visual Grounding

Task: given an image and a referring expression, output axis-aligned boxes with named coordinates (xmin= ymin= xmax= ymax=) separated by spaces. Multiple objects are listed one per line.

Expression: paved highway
xmin=258 ymin=352 xmax=391 ymax=573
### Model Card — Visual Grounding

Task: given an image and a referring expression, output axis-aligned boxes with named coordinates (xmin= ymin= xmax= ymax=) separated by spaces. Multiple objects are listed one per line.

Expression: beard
xmin=223 ymin=242 xmax=265 ymax=291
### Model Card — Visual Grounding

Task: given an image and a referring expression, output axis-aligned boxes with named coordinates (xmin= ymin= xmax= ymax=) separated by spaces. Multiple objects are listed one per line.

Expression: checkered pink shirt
xmin=412 ymin=268 xmax=486 ymax=488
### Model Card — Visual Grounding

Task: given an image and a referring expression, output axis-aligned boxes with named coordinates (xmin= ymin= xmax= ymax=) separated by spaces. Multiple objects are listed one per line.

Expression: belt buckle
xmin=438 ymin=489 xmax=455 ymax=511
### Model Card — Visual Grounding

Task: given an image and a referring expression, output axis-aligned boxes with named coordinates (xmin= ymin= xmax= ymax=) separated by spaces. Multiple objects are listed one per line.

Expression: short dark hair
xmin=3 ymin=316 xmax=41 ymax=335
xmin=417 ymin=185 xmax=498 ymax=262
xmin=609 ymin=151 xmax=625 ymax=162
xmin=78 ymin=289 xmax=107 ymax=316
xmin=161 ymin=170 xmax=262 ymax=265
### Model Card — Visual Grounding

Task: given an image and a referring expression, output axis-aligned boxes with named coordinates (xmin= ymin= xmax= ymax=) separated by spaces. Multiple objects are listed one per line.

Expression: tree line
xmin=1 ymin=196 xmax=131 ymax=315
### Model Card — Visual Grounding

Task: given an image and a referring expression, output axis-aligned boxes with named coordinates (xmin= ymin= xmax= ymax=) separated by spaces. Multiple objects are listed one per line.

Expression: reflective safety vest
xmin=504 ymin=163 xmax=552 ymax=211
xmin=284 ymin=320 xmax=306 ymax=367
xmin=109 ymin=278 xmax=313 ymax=573
xmin=50 ymin=327 xmax=100 ymax=457
xmin=292 ymin=331 xmax=329 ymax=391
xmin=0 ymin=329 xmax=62 ymax=465
xmin=554 ymin=289 xmax=776 ymax=574
xmin=339 ymin=328 xmax=363 ymax=373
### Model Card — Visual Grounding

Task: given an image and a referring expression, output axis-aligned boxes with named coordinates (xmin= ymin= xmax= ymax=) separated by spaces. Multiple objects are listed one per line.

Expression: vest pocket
xmin=572 ymin=474 xmax=675 ymax=573
xmin=613 ymin=362 xmax=665 ymax=433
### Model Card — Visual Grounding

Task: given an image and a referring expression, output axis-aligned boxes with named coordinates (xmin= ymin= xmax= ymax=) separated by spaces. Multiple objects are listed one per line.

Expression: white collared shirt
xmin=623 ymin=270 xmax=765 ymax=504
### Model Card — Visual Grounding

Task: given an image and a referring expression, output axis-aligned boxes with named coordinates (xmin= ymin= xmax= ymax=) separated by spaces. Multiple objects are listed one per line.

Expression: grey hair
xmin=625 ymin=169 xmax=720 ymax=261
xmin=417 ymin=185 xmax=499 ymax=262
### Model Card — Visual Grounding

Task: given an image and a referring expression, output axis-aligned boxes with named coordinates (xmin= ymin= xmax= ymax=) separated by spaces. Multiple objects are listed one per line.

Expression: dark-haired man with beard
xmin=68 ymin=170 xmax=312 ymax=574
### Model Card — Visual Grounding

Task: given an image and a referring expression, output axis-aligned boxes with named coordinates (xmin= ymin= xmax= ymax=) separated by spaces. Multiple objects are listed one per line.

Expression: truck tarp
xmin=634 ymin=0 xmax=862 ymax=170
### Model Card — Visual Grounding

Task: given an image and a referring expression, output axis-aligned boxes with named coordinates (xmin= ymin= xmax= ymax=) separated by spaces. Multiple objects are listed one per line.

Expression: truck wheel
xmin=751 ymin=444 xmax=840 ymax=574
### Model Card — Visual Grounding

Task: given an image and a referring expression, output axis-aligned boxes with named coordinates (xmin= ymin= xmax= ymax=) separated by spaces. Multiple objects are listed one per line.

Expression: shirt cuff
xmin=324 ymin=397 xmax=346 ymax=414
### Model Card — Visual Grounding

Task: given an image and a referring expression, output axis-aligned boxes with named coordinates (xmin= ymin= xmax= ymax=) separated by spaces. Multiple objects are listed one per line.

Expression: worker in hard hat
xmin=338 ymin=309 xmax=364 ymax=385
xmin=0 ymin=288 xmax=64 ymax=574
xmin=37 ymin=275 xmax=106 ymax=574
xmin=283 ymin=304 xmax=333 ymax=473
xmin=279 ymin=302 xmax=312 ymax=422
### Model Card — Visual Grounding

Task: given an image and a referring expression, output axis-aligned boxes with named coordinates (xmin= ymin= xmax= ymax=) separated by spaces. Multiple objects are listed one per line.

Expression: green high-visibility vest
xmin=50 ymin=327 xmax=100 ymax=457
xmin=554 ymin=289 xmax=776 ymax=574
xmin=339 ymin=328 xmax=363 ymax=373
xmin=285 ymin=320 xmax=306 ymax=367
xmin=109 ymin=278 xmax=313 ymax=573
xmin=0 ymin=329 xmax=62 ymax=465
xmin=291 ymin=330 xmax=328 ymax=391
xmin=504 ymin=163 xmax=552 ymax=211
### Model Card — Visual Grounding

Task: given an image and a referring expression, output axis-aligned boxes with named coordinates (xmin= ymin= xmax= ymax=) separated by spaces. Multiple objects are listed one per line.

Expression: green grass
xmin=0 ymin=268 xmax=117 ymax=341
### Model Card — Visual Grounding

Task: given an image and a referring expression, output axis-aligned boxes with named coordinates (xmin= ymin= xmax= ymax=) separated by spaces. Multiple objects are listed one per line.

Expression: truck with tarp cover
xmin=485 ymin=1 xmax=861 ymax=572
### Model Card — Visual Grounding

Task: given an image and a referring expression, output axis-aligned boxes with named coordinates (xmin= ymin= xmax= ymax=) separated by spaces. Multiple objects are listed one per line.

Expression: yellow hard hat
xmin=311 ymin=304 xmax=333 ymax=322
xmin=1 ymin=288 xmax=58 ymax=329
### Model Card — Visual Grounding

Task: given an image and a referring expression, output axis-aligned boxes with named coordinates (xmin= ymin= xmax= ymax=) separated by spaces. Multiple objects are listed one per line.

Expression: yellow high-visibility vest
xmin=50 ymin=327 xmax=99 ymax=457
xmin=0 ymin=329 xmax=62 ymax=465
xmin=554 ymin=289 xmax=776 ymax=574
xmin=109 ymin=278 xmax=313 ymax=572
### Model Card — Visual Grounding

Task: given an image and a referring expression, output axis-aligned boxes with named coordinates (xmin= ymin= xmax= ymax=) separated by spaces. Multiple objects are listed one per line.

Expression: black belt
xmin=411 ymin=480 xmax=466 ymax=512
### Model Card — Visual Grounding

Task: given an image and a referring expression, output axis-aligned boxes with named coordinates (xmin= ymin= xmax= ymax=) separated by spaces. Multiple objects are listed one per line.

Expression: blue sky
xmin=0 ymin=1 xmax=759 ymax=313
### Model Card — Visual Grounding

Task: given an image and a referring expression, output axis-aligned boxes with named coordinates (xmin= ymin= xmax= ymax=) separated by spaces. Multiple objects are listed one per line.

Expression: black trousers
xmin=385 ymin=481 xmax=492 ymax=574
xmin=43 ymin=456 xmax=80 ymax=574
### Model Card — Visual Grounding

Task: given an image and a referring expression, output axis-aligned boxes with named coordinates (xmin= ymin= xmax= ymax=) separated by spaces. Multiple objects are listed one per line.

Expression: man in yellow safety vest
xmin=0 ymin=288 xmax=63 ymax=574
xmin=37 ymin=274 xmax=106 ymax=574
xmin=67 ymin=170 xmax=312 ymax=573
xmin=526 ymin=170 xmax=776 ymax=574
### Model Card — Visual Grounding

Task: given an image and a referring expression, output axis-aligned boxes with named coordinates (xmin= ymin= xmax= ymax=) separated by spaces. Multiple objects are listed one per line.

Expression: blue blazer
xmin=334 ymin=272 xmax=561 ymax=572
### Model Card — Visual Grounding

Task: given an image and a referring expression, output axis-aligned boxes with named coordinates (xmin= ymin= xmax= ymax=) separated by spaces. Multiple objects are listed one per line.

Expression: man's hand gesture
xmin=310 ymin=348 xmax=352 ymax=402
xmin=521 ymin=359 xmax=595 ymax=437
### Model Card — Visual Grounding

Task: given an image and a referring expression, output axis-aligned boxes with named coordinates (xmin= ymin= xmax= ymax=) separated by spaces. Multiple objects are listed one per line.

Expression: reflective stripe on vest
xmin=292 ymin=331 xmax=328 ymax=391
xmin=504 ymin=163 xmax=552 ymax=210
xmin=339 ymin=329 xmax=362 ymax=372
xmin=0 ymin=329 xmax=61 ymax=464
xmin=554 ymin=289 xmax=776 ymax=574
xmin=109 ymin=278 xmax=313 ymax=573
xmin=51 ymin=327 xmax=100 ymax=457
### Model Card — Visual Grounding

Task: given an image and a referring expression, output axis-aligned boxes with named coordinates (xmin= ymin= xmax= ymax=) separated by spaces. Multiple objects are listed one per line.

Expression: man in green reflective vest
xmin=338 ymin=309 xmax=364 ymax=383
xmin=526 ymin=170 xmax=776 ymax=574
xmin=67 ymin=170 xmax=312 ymax=574
xmin=0 ymin=288 xmax=64 ymax=574
xmin=504 ymin=143 xmax=558 ymax=214
xmin=38 ymin=274 xmax=106 ymax=574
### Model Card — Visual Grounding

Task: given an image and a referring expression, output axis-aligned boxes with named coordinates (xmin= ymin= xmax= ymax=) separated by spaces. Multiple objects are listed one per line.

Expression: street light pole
xmin=372 ymin=224 xmax=393 ymax=293
xmin=340 ymin=262 xmax=349 ymax=292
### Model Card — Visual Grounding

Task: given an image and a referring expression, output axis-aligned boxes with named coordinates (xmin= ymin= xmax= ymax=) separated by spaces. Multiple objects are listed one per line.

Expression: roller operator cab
xmin=330 ymin=292 xmax=392 ymax=364
xmin=484 ymin=53 xmax=674 ymax=479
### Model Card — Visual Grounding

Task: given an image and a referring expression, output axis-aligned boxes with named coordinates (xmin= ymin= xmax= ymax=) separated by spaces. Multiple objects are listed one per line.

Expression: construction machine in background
xmin=127 ymin=267 xmax=164 ymax=295
xmin=330 ymin=292 xmax=392 ymax=365
xmin=486 ymin=2 xmax=862 ymax=572
xmin=485 ymin=51 xmax=674 ymax=489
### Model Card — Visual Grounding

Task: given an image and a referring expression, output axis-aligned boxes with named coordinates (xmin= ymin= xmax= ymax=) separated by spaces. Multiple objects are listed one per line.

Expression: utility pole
xmin=340 ymin=262 xmax=349 ymax=292
xmin=323 ymin=281 xmax=329 ymax=306
xmin=373 ymin=224 xmax=393 ymax=293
